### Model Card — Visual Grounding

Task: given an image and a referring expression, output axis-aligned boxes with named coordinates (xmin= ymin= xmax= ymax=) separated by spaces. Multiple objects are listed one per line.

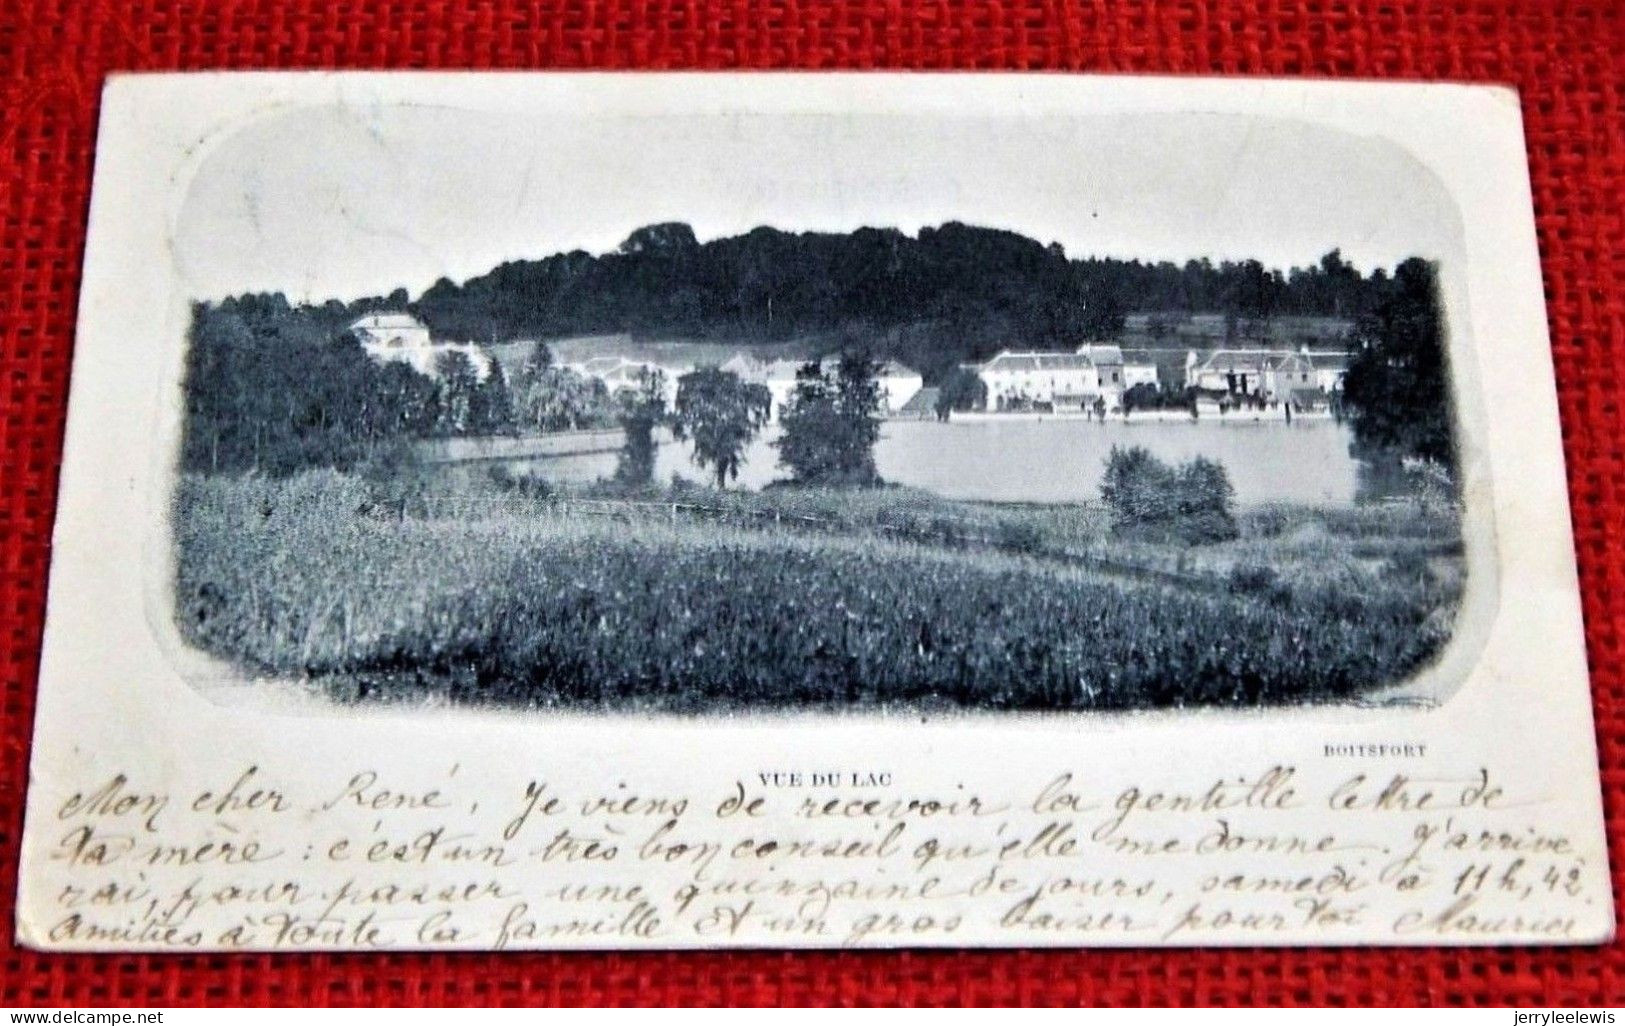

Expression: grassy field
xmin=172 ymin=471 xmax=1465 ymax=712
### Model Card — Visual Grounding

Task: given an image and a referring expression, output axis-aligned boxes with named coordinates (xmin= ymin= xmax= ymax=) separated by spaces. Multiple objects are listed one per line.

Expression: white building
xmin=1307 ymin=351 xmax=1353 ymax=393
xmin=1186 ymin=347 xmax=1352 ymax=400
xmin=350 ymin=312 xmax=494 ymax=381
xmin=1118 ymin=348 xmax=1162 ymax=390
xmin=1188 ymin=349 xmax=1268 ymax=395
xmin=975 ymin=349 xmax=1124 ymax=412
xmin=1076 ymin=344 xmax=1126 ymax=391
xmin=876 ymin=360 xmax=925 ymax=414
xmin=758 ymin=360 xmax=805 ymax=421
xmin=351 ymin=311 xmax=431 ymax=349
xmin=565 ymin=356 xmax=686 ymax=407
xmin=1264 ymin=352 xmax=1317 ymax=399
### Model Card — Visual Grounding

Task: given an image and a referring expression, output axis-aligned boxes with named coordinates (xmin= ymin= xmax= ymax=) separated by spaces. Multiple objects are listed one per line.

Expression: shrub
xmin=1122 ymin=382 xmax=1162 ymax=413
xmin=1100 ymin=447 xmax=1239 ymax=545
xmin=1100 ymin=446 xmax=1176 ymax=526
xmin=1228 ymin=564 xmax=1279 ymax=595
xmin=1227 ymin=564 xmax=1296 ymax=610
xmin=1383 ymin=548 xmax=1432 ymax=583
xmin=995 ymin=520 xmax=1046 ymax=555
xmin=488 ymin=466 xmax=553 ymax=502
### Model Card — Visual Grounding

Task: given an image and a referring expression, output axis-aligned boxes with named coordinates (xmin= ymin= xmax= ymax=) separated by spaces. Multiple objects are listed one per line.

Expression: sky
xmin=172 ymin=102 xmax=1465 ymax=304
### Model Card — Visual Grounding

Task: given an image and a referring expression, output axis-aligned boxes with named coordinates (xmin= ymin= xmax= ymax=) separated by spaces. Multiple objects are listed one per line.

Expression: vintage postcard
xmin=16 ymin=72 xmax=1612 ymax=950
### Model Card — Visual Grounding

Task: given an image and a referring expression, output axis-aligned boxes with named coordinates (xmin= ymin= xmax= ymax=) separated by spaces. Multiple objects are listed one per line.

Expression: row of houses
xmin=352 ymin=311 xmax=1351 ymax=421
xmin=965 ymin=343 xmax=1352 ymax=413
xmin=971 ymin=345 xmax=1152 ymax=413
xmin=1187 ymin=348 xmax=1351 ymax=403
xmin=350 ymin=313 xmax=928 ymax=421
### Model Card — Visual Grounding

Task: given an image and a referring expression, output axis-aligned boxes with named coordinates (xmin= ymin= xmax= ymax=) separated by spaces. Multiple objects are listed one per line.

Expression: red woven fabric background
xmin=1 ymin=0 xmax=1622 ymax=1008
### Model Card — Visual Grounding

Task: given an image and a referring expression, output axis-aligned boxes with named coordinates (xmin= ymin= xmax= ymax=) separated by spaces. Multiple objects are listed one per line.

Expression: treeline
xmin=180 ymin=293 xmax=422 ymax=476
xmin=181 ymin=295 xmax=623 ymax=476
xmin=412 ymin=222 xmax=1389 ymax=380
xmin=180 ymin=290 xmax=902 ymax=489
xmin=617 ymin=354 xmax=890 ymax=492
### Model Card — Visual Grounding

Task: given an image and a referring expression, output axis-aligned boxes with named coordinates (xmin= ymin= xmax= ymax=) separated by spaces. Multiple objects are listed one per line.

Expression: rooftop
xmin=983 ymin=350 xmax=1097 ymax=372
xmin=350 ymin=311 xmax=430 ymax=335
xmin=1076 ymin=344 xmax=1124 ymax=364
xmin=1193 ymin=347 xmax=1353 ymax=373
xmin=1308 ymin=352 xmax=1353 ymax=371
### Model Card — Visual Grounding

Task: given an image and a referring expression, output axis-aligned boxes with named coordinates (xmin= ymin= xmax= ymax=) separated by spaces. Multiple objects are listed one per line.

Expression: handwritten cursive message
xmin=30 ymin=762 xmax=1598 ymax=950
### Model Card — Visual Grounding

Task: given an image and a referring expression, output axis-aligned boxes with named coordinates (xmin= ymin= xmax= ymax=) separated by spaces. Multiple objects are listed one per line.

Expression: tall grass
xmin=173 ymin=472 xmax=1462 ymax=712
xmin=588 ymin=479 xmax=1113 ymax=553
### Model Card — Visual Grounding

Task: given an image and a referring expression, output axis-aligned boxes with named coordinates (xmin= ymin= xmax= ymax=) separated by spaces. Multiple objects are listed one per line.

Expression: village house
xmin=974 ymin=348 xmax=1125 ymax=412
xmin=1187 ymin=349 xmax=1273 ymax=395
xmin=1077 ymin=344 xmax=1126 ymax=390
xmin=1262 ymin=351 xmax=1318 ymax=404
xmin=350 ymin=312 xmax=495 ymax=381
xmin=876 ymin=360 xmax=926 ymax=414
xmin=1118 ymin=348 xmax=1162 ymax=390
xmin=714 ymin=355 xmax=797 ymax=421
xmin=1307 ymin=351 xmax=1353 ymax=393
xmin=1185 ymin=347 xmax=1353 ymax=406
xmin=351 ymin=311 xmax=431 ymax=349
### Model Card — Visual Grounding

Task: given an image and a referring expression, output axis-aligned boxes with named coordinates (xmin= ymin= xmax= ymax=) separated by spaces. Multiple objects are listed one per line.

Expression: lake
xmin=507 ymin=417 xmax=1363 ymax=506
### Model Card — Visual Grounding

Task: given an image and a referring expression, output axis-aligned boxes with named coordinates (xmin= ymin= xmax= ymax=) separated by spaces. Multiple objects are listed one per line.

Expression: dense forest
xmin=411 ymin=221 xmax=1382 ymax=380
xmin=181 ymin=222 xmax=1449 ymax=479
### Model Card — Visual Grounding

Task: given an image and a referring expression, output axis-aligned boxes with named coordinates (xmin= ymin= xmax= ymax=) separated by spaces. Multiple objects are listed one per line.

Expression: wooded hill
xmin=407 ymin=221 xmax=1392 ymax=382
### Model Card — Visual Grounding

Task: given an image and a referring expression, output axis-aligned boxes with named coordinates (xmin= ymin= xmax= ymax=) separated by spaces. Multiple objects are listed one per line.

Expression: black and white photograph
xmin=167 ymin=94 xmax=1477 ymax=715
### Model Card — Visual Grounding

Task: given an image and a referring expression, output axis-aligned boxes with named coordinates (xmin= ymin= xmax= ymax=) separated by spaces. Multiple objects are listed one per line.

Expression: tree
xmin=1078 ymin=276 xmax=1127 ymax=341
xmin=832 ymin=351 xmax=885 ymax=480
xmin=1340 ymin=257 xmax=1455 ymax=473
xmin=434 ymin=350 xmax=480 ymax=435
xmin=776 ymin=353 xmax=885 ymax=486
xmin=672 ymin=368 xmax=771 ymax=488
xmin=934 ymin=367 xmax=987 ymax=420
xmin=1101 ymin=446 xmax=1175 ymax=529
xmin=404 ymin=221 xmax=1399 ymax=366
xmin=512 ymin=362 xmax=617 ymax=433
xmin=1146 ymin=314 xmax=1178 ymax=341
xmin=180 ymin=297 xmax=434 ymax=475
xmin=520 ymin=341 xmax=553 ymax=377
xmin=619 ymin=222 xmax=700 ymax=257
xmin=775 ymin=362 xmax=845 ymax=484
xmin=1222 ymin=259 xmax=1282 ymax=323
xmin=613 ymin=367 xmax=667 ymax=486
xmin=470 ymin=362 xmax=516 ymax=435
xmin=1317 ymin=248 xmax=1362 ymax=318
xmin=362 ymin=360 xmax=440 ymax=440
